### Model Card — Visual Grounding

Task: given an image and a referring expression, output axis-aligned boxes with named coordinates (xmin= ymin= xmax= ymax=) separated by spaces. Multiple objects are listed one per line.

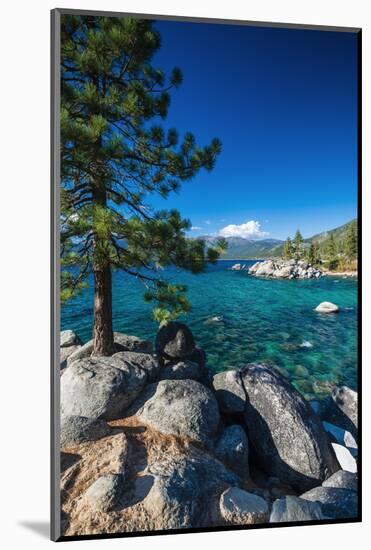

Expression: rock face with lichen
xmin=241 ymin=364 xmax=340 ymax=491
xmin=134 ymin=379 xmax=220 ymax=446
xmin=59 ymin=324 xmax=358 ymax=536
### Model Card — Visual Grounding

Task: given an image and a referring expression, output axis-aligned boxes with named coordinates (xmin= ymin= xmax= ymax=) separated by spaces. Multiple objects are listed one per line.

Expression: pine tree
xmin=293 ymin=229 xmax=303 ymax=260
xmin=60 ymin=15 xmax=224 ymax=355
xmin=308 ymin=243 xmax=316 ymax=265
xmin=326 ymin=233 xmax=338 ymax=270
xmin=345 ymin=221 xmax=357 ymax=260
xmin=283 ymin=237 xmax=293 ymax=259
xmin=313 ymin=241 xmax=320 ymax=265
xmin=307 ymin=241 xmax=320 ymax=265
xmin=326 ymin=233 xmax=337 ymax=258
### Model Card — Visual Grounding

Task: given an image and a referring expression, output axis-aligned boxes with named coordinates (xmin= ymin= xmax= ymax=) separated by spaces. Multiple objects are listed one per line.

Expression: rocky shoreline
xmin=230 ymin=259 xmax=357 ymax=280
xmin=59 ymin=324 xmax=358 ymax=536
xmin=232 ymin=259 xmax=323 ymax=279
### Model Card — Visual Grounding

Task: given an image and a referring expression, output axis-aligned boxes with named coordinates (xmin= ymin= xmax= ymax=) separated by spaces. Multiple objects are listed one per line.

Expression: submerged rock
xmin=300 ymin=486 xmax=358 ymax=519
xmin=135 ymin=379 xmax=220 ymax=445
xmin=60 ymin=415 xmax=112 ymax=448
xmin=220 ymin=487 xmax=269 ymax=525
xmin=155 ymin=322 xmax=195 ymax=360
xmin=61 ymin=356 xmax=148 ymax=420
xmin=314 ymin=301 xmax=339 ymax=313
xmin=270 ymin=495 xmax=325 ymax=523
xmin=241 ymin=364 xmax=339 ymax=491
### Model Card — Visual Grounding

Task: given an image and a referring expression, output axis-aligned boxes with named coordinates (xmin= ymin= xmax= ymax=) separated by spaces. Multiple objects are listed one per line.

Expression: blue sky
xmin=148 ymin=20 xmax=358 ymax=241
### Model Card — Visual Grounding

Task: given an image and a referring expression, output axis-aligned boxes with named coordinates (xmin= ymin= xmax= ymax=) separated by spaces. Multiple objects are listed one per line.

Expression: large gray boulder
xmin=332 ymin=386 xmax=358 ymax=428
xmin=61 ymin=356 xmax=148 ymax=420
xmin=220 ymin=487 xmax=269 ymax=525
xmin=143 ymin=445 xmax=238 ymax=529
xmin=212 ymin=370 xmax=246 ymax=414
xmin=159 ymin=359 xmax=203 ymax=382
xmin=112 ymin=351 xmax=160 ymax=382
xmin=155 ymin=322 xmax=195 ymax=360
xmin=324 ymin=386 xmax=358 ymax=439
xmin=60 ymin=415 xmax=112 ymax=448
xmin=214 ymin=425 xmax=249 ymax=478
xmin=135 ymin=379 xmax=220 ymax=445
xmin=66 ymin=332 xmax=153 ymax=366
xmin=84 ymin=474 xmax=125 ymax=512
xmin=322 ymin=471 xmax=358 ymax=491
xmin=241 ymin=364 xmax=339 ymax=491
xmin=113 ymin=332 xmax=153 ymax=354
xmin=270 ymin=495 xmax=325 ymax=523
xmin=60 ymin=330 xmax=81 ymax=348
xmin=314 ymin=301 xmax=339 ymax=313
xmin=60 ymin=345 xmax=81 ymax=370
xmin=273 ymin=265 xmax=293 ymax=278
xmin=300 ymin=486 xmax=358 ymax=519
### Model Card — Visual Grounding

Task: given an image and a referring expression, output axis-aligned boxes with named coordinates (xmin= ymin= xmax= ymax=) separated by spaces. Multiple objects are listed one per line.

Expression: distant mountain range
xmin=196 ymin=219 xmax=357 ymax=260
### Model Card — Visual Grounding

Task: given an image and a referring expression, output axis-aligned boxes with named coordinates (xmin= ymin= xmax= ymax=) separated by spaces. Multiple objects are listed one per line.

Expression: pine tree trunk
xmin=92 ymin=263 xmax=115 ymax=356
xmin=91 ymin=175 xmax=115 ymax=356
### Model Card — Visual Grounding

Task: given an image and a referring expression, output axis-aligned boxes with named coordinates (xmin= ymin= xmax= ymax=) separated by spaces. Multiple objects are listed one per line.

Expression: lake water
xmin=61 ymin=260 xmax=358 ymax=400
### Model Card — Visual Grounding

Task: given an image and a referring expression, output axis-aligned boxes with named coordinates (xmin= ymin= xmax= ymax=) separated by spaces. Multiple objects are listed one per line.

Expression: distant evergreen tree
xmin=345 ymin=221 xmax=357 ymax=260
xmin=283 ymin=237 xmax=294 ymax=259
xmin=326 ymin=233 xmax=337 ymax=258
xmin=313 ymin=241 xmax=321 ymax=264
xmin=60 ymin=15 xmax=224 ymax=355
xmin=293 ymin=229 xmax=303 ymax=260
xmin=308 ymin=243 xmax=316 ymax=265
xmin=326 ymin=233 xmax=338 ymax=270
xmin=307 ymin=240 xmax=321 ymax=265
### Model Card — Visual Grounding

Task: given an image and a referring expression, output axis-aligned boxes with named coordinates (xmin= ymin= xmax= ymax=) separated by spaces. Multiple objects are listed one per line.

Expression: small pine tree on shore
xmin=345 ymin=221 xmax=357 ymax=260
xmin=308 ymin=243 xmax=315 ymax=265
xmin=307 ymin=241 xmax=320 ymax=265
xmin=283 ymin=237 xmax=294 ymax=259
xmin=293 ymin=229 xmax=303 ymax=260
xmin=326 ymin=233 xmax=338 ymax=270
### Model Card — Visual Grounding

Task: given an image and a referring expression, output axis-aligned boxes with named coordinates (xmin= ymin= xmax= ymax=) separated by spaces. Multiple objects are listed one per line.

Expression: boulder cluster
xmin=59 ymin=323 xmax=358 ymax=536
xmin=246 ymin=259 xmax=323 ymax=279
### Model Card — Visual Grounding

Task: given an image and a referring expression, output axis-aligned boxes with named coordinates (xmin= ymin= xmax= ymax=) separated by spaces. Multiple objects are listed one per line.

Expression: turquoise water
xmin=61 ymin=260 xmax=358 ymax=400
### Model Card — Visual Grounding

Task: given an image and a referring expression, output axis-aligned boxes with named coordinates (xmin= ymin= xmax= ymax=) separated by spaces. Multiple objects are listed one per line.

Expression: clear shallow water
xmin=61 ymin=260 xmax=358 ymax=400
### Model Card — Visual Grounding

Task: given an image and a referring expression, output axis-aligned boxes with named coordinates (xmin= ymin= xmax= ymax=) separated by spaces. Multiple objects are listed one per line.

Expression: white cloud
xmin=190 ymin=226 xmax=203 ymax=231
xmin=205 ymin=220 xmax=211 ymax=225
xmin=219 ymin=220 xmax=269 ymax=240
